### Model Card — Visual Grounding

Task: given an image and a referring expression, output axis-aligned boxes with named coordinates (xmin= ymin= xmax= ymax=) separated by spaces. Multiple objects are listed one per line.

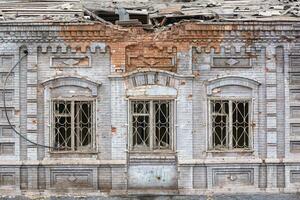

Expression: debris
xmin=0 ymin=0 xmax=299 ymax=25
xmin=159 ymin=5 xmax=183 ymax=15
xmin=83 ymin=6 xmax=113 ymax=25
xmin=257 ymin=10 xmax=282 ymax=17
xmin=116 ymin=19 xmax=142 ymax=26
xmin=116 ymin=7 xmax=130 ymax=21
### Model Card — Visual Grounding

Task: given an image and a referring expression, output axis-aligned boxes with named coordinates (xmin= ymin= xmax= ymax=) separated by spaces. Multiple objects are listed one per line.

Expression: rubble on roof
xmin=0 ymin=0 xmax=299 ymax=25
xmin=0 ymin=0 xmax=84 ymax=22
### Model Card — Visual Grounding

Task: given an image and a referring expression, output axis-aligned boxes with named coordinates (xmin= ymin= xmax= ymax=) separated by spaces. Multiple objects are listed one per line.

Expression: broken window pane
xmin=53 ymin=100 xmax=93 ymax=152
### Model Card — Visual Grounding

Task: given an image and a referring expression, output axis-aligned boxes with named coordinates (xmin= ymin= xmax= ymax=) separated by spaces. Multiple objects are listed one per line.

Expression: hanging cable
xmin=3 ymin=50 xmax=57 ymax=149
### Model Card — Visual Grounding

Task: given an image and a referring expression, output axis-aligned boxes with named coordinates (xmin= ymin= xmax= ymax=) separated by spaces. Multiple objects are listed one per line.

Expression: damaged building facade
xmin=0 ymin=0 xmax=300 ymax=197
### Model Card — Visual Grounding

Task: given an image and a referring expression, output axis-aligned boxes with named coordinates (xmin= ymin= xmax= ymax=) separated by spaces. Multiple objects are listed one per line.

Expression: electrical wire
xmin=3 ymin=50 xmax=57 ymax=149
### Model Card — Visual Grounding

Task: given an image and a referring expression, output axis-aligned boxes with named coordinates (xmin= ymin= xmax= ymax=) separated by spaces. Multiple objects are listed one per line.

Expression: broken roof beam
xmin=83 ymin=7 xmax=113 ymax=25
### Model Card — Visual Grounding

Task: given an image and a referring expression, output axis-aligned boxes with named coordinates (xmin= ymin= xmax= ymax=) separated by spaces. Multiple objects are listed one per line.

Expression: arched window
xmin=42 ymin=76 xmax=101 ymax=152
xmin=124 ymin=69 xmax=183 ymax=152
xmin=206 ymin=76 xmax=260 ymax=151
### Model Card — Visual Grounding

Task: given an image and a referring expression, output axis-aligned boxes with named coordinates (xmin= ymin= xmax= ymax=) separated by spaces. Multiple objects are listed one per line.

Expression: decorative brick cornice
xmin=1 ymin=21 xmax=299 ymax=72
xmin=0 ymin=21 xmax=298 ymax=43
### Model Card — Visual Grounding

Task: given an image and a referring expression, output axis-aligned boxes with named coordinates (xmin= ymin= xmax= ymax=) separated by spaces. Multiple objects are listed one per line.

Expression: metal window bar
xmin=131 ymin=100 xmax=150 ymax=150
xmin=130 ymin=100 xmax=172 ymax=151
xmin=232 ymin=100 xmax=250 ymax=148
xmin=53 ymin=100 xmax=72 ymax=151
xmin=154 ymin=100 xmax=170 ymax=150
xmin=74 ymin=101 xmax=93 ymax=151
xmin=210 ymin=99 xmax=250 ymax=150
xmin=52 ymin=100 xmax=93 ymax=152
xmin=211 ymin=100 xmax=229 ymax=149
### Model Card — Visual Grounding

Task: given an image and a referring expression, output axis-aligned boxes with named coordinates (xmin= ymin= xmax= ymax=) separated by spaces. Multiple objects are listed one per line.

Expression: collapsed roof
xmin=0 ymin=0 xmax=299 ymax=26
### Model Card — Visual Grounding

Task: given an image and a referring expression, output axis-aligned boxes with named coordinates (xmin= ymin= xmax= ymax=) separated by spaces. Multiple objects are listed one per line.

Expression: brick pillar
xmin=265 ymin=45 xmax=277 ymax=159
xmin=26 ymin=46 xmax=38 ymax=160
xmin=19 ymin=46 xmax=28 ymax=160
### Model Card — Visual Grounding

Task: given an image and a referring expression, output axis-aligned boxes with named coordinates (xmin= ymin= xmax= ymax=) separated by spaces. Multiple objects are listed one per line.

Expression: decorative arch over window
xmin=122 ymin=69 xmax=194 ymax=152
xmin=207 ymin=75 xmax=261 ymax=96
xmin=42 ymin=76 xmax=101 ymax=153
xmin=42 ymin=76 xmax=101 ymax=97
xmin=123 ymin=69 xmax=193 ymax=91
xmin=127 ymin=85 xmax=177 ymax=98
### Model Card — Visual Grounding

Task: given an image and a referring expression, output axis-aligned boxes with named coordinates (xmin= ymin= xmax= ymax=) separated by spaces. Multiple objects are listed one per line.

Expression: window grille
xmin=52 ymin=100 xmax=94 ymax=151
xmin=130 ymin=100 xmax=172 ymax=151
xmin=210 ymin=99 xmax=250 ymax=150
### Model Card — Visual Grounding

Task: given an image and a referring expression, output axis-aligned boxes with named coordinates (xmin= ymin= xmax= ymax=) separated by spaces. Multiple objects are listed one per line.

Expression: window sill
xmin=129 ymin=150 xmax=175 ymax=154
xmin=49 ymin=150 xmax=98 ymax=158
xmin=50 ymin=150 xmax=98 ymax=154
xmin=206 ymin=149 xmax=254 ymax=153
xmin=129 ymin=150 xmax=176 ymax=163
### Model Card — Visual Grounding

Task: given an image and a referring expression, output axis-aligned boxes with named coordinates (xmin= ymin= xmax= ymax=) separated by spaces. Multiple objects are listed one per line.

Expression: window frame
xmin=50 ymin=97 xmax=96 ymax=152
xmin=128 ymin=98 xmax=175 ymax=152
xmin=208 ymin=97 xmax=253 ymax=151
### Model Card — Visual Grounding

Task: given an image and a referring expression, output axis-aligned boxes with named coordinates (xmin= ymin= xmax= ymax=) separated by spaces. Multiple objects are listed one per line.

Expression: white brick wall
xmin=0 ymin=24 xmax=299 ymax=195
